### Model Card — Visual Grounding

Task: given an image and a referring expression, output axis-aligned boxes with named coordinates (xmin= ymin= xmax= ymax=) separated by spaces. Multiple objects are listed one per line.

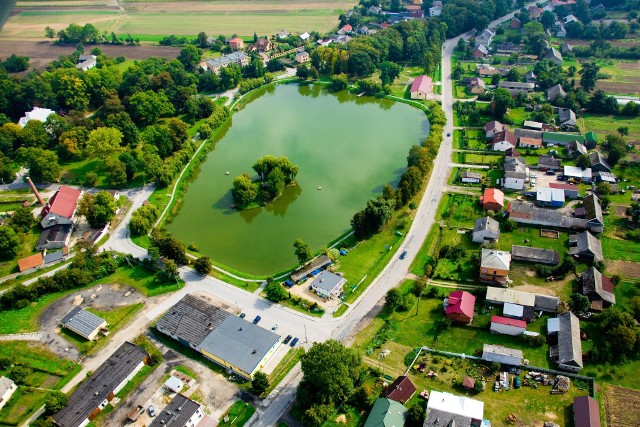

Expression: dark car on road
xmin=239 ymin=313 xmax=246 ymax=318
xmin=290 ymin=337 xmax=299 ymax=347
xmin=148 ymin=406 xmax=156 ymax=417
xmin=284 ymin=335 xmax=292 ymax=344
xmin=253 ymin=315 xmax=261 ymax=324
xmin=399 ymin=250 xmax=408 ymax=260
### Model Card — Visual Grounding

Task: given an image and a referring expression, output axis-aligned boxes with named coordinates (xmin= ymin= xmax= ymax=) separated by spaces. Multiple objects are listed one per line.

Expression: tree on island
xmin=231 ymin=155 xmax=299 ymax=208
xmin=294 ymin=238 xmax=314 ymax=264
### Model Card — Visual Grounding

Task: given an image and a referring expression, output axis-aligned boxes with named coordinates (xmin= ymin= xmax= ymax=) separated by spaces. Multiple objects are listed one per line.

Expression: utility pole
xmin=304 ymin=324 xmax=308 ymax=343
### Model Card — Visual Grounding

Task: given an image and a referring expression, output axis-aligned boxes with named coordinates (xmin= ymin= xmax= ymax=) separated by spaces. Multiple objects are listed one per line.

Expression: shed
xmin=163 ymin=375 xmax=184 ymax=393
xmin=463 ymin=376 xmax=476 ymax=390
xmin=363 ymin=398 xmax=407 ymax=427
xmin=490 ymin=315 xmax=526 ymax=336
xmin=60 ymin=307 xmax=107 ymax=341
xmin=573 ymin=396 xmax=601 ymax=427
xmin=382 ymin=376 xmax=416 ymax=404
xmin=482 ymin=344 xmax=523 ymax=366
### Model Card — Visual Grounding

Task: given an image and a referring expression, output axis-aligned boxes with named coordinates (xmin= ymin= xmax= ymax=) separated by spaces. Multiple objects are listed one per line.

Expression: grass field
xmin=578 ymin=113 xmax=640 ymax=141
xmin=3 ymin=0 xmax=357 ymax=39
xmin=219 ymin=401 xmax=256 ymax=427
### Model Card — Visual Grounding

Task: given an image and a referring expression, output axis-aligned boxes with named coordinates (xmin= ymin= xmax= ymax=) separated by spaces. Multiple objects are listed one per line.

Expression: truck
xmin=128 ymin=405 xmax=145 ymax=423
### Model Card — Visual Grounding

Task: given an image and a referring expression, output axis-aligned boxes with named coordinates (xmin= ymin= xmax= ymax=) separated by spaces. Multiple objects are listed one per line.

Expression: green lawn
xmin=264 ymin=348 xmax=304 ymax=396
xmin=578 ymin=113 xmax=640 ymax=141
xmin=94 ymin=264 xmax=184 ymax=297
xmin=0 ymin=387 xmax=49 ymax=426
xmin=0 ymin=224 xmax=42 ymax=279
xmin=454 ymin=129 xmax=486 ymax=150
xmin=437 ymin=193 xmax=483 ymax=229
xmin=218 ymin=401 xmax=256 ymax=427
xmin=457 ymin=152 xmax=503 ymax=166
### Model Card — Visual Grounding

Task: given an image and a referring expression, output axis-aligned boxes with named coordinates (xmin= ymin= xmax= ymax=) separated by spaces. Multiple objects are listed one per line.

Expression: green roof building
xmin=364 ymin=398 xmax=408 ymax=427
xmin=585 ymin=131 xmax=598 ymax=149
xmin=543 ymin=132 xmax=585 ymax=146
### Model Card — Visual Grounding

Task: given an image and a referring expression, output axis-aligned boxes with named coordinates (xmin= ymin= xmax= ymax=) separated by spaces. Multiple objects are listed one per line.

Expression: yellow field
xmin=1 ymin=0 xmax=356 ymax=39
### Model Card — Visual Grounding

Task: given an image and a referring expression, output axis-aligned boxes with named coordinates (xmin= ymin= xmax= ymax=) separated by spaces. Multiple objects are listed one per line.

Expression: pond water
xmin=166 ymin=84 xmax=429 ymax=275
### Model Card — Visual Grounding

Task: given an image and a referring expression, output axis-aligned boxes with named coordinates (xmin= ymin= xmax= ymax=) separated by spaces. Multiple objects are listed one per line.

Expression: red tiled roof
xmin=342 ymin=24 xmax=352 ymax=31
xmin=380 ymin=23 xmax=390 ymax=28
xmin=410 ymin=75 xmax=433 ymax=94
xmin=549 ymin=183 xmax=578 ymax=190
xmin=463 ymin=376 xmax=476 ymax=389
xmin=601 ymin=275 xmax=614 ymax=293
xmin=381 ymin=376 xmax=416 ymax=404
xmin=493 ymin=130 xmax=517 ymax=147
xmin=18 ymin=253 xmax=44 ymax=272
xmin=229 ymin=37 xmax=243 ymax=43
xmin=483 ymin=188 xmax=504 ymax=207
xmin=491 ymin=315 xmax=526 ymax=328
xmin=445 ymin=290 xmax=476 ymax=319
xmin=46 ymin=186 xmax=81 ymax=219
xmin=485 ymin=121 xmax=504 ymax=133
xmin=573 ymin=396 xmax=600 ymax=427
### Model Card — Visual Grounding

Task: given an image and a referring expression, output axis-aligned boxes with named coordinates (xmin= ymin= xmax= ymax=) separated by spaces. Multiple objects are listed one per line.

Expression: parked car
xmin=447 ymin=132 xmax=451 ymax=137
xmin=253 ymin=315 xmax=261 ymax=324
xmin=239 ymin=313 xmax=246 ymax=318
xmin=546 ymin=170 xmax=556 ymax=175
xmin=290 ymin=337 xmax=299 ymax=347
xmin=148 ymin=405 xmax=156 ymax=417
xmin=284 ymin=335 xmax=292 ymax=344
xmin=399 ymin=250 xmax=408 ymax=260
xmin=271 ymin=324 xmax=279 ymax=331
xmin=557 ymin=175 xmax=566 ymax=181
xmin=530 ymin=179 xmax=536 ymax=187
xmin=529 ymin=173 xmax=538 ymax=178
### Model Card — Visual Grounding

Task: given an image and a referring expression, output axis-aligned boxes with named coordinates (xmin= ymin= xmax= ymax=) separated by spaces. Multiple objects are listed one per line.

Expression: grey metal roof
xmin=199 ymin=316 xmax=280 ymax=376
xmin=534 ymin=294 xmax=560 ymax=312
xmin=589 ymin=152 xmax=611 ymax=171
xmin=424 ymin=408 xmax=473 ymax=427
xmin=504 ymin=156 xmax=527 ymax=177
xmin=557 ymin=312 xmax=583 ymax=369
xmin=559 ymin=108 xmax=576 ymax=124
xmin=547 ymin=84 xmax=566 ymax=101
xmin=156 ymin=294 xmax=230 ymax=347
xmin=511 ymin=245 xmax=560 ymax=265
xmin=311 ymin=271 xmax=345 ymax=294
xmin=149 ymin=394 xmax=202 ymax=427
xmin=482 ymin=344 xmax=523 ymax=360
xmin=538 ymin=155 xmax=562 ymax=168
xmin=498 ymin=81 xmax=535 ymax=90
xmin=0 ymin=376 xmax=15 ymax=397
xmin=36 ymin=224 xmax=72 ymax=249
xmin=461 ymin=170 xmax=482 ymax=180
xmin=574 ymin=231 xmax=603 ymax=262
xmin=205 ymin=52 xmax=248 ymax=69
xmin=60 ymin=307 xmax=106 ymax=339
xmin=44 ymin=251 xmax=65 ymax=264
xmin=291 ymin=255 xmax=332 ymax=282
xmin=582 ymin=194 xmax=603 ymax=225
xmin=581 ymin=266 xmax=615 ymax=304
xmin=474 ymin=216 xmax=500 ymax=236
xmin=514 ymin=128 xmax=544 ymax=140
xmin=53 ymin=342 xmax=148 ymax=427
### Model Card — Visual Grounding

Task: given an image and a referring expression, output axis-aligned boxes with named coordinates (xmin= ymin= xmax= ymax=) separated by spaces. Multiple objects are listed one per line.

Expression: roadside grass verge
xmin=218 ymin=401 xmax=256 ymax=427
xmin=94 ymin=264 xmax=184 ymax=297
xmin=264 ymin=348 xmax=304 ymax=396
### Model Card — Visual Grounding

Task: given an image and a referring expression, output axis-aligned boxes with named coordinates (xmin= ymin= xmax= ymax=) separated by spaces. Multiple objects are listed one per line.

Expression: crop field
xmin=579 ymin=113 xmax=640 ymax=141
xmin=565 ymin=58 xmax=640 ymax=95
xmin=2 ymin=0 xmax=357 ymax=40
xmin=604 ymin=385 xmax=640 ymax=427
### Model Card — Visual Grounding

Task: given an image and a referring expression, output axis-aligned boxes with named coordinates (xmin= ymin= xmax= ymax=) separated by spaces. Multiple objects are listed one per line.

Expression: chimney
xmin=26 ymin=177 xmax=45 ymax=206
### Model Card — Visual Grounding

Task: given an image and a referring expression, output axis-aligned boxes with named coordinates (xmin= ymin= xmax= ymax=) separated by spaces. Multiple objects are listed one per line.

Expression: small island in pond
xmin=231 ymin=155 xmax=299 ymax=209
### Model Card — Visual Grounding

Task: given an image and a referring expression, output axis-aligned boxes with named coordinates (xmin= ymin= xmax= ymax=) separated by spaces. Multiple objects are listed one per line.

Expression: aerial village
xmin=0 ymin=0 xmax=638 ymax=426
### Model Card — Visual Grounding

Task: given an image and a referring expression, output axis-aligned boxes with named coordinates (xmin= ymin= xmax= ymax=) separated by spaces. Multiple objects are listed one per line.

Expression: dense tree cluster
xmin=77 ymin=191 xmax=117 ymax=228
xmin=231 ymin=156 xmax=299 ymax=207
xmin=129 ymin=204 xmax=160 ymax=237
xmin=588 ymin=306 xmax=640 ymax=363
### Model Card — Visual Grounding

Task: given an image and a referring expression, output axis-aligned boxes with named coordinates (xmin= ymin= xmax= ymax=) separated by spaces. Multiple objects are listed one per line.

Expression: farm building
xmin=568 ymin=141 xmax=588 ymax=156
xmin=550 ymin=312 xmax=583 ymax=372
xmin=149 ymin=394 xmax=204 ymax=427
xmin=502 ymin=302 xmax=535 ymax=322
xmin=484 ymin=121 xmax=505 ymax=139
xmin=593 ymin=172 xmax=617 ymax=184
xmin=543 ymin=132 xmax=585 ymax=147
xmin=0 ymin=377 xmax=17 ymax=411
xmin=486 ymin=287 xmax=559 ymax=313
xmin=60 ymin=307 xmax=107 ymax=341
xmin=511 ymin=245 xmax=560 ymax=265
xmin=163 ymin=376 xmax=183 ymax=394
xmin=76 ymin=54 xmax=97 ymax=71
xmin=569 ymin=231 xmax=603 ymax=263
xmin=559 ymin=108 xmax=577 ymax=129
xmin=492 ymin=130 xmax=517 ymax=151
xmin=460 ymin=170 xmax=482 ymax=184
xmin=410 ymin=76 xmax=433 ymax=100
xmin=543 ymin=47 xmax=563 ymax=65
xmin=510 ymin=17 xmax=521 ymax=28
xmin=479 ymin=249 xmax=511 ymax=286
xmin=584 ymin=131 xmax=598 ymax=149
xmin=444 ymin=290 xmax=476 ymax=324
xmin=472 ymin=45 xmax=489 ymax=58
xmin=563 ymin=166 xmax=592 ymax=182
xmin=481 ymin=188 xmax=504 ymax=211
xmin=547 ymin=84 xmax=566 ymax=102
xmin=363 ymin=398 xmax=407 ymax=427
xmin=537 ymin=155 xmax=562 ymax=171
xmin=518 ymin=136 xmax=542 ymax=149
xmin=36 ymin=224 xmax=72 ymax=251
xmin=503 ymin=156 xmax=528 ymax=190
xmin=18 ymin=107 xmax=54 ymax=127
xmin=425 ymin=391 xmax=485 ymax=427
xmin=300 ymin=32 xmax=310 ymax=41
xmin=17 ymin=253 xmax=44 ymax=273
xmin=474 ymin=28 xmax=494 ymax=46
xmin=581 ymin=194 xmax=604 ymax=233
xmin=580 ymin=266 xmax=615 ymax=310
xmin=156 ymin=294 xmax=280 ymax=380
xmin=381 ymin=376 xmax=416 ymax=404
xmin=573 ymin=396 xmax=601 ymax=427
xmin=467 ymin=77 xmax=486 ymax=94
xmin=549 ymin=183 xmax=580 ymax=199
xmin=507 ymin=200 xmax=597 ymax=232
xmin=472 ymin=216 xmax=500 ymax=244
xmin=536 ymin=187 xmax=565 ymax=208
xmin=490 ymin=315 xmax=526 ymax=336
xmin=52 ymin=342 xmax=148 ymax=427
xmin=311 ymin=271 xmax=346 ymax=299
xmin=497 ymin=81 xmax=535 ymax=96
xmin=515 ymin=128 xmax=544 ymax=141
xmin=40 ymin=186 xmax=82 ymax=229
xmin=525 ymin=70 xmax=537 ymax=84
xmin=482 ymin=344 xmax=523 ymax=366
xmin=44 ymin=250 xmax=65 ymax=265
xmin=589 ymin=151 xmax=611 ymax=173
xmin=291 ymin=255 xmax=332 ymax=282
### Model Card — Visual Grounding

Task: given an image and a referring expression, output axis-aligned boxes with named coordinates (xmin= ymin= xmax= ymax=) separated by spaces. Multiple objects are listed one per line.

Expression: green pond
xmin=166 ymin=84 xmax=429 ymax=275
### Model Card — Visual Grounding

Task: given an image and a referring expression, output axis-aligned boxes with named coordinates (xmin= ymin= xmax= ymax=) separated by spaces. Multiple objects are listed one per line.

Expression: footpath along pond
xmin=167 ymin=83 xmax=429 ymax=275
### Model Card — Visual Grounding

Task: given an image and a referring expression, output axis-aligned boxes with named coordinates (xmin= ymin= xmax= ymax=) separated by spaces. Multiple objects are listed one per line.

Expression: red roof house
xmin=18 ymin=253 xmax=44 ymax=272
xmin=381 ymin=376 xmax=416 ymax=404
xmin=445 ymin=291 xmax=476 ymax=324
xmin=573 ymin=396 xmax=600 ymax=427
xmin=229 ymin=37 xmax=244 ymax=51
xmin=40 ymin=186 xmax=82 ymax=229
xmin=481 ymin=188 xmax=504 ymax=212
xmin=410 ymin=76 xmax=433 ymax=100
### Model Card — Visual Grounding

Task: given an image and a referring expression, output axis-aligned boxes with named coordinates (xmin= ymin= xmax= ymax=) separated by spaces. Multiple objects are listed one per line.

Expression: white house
xmin=490 ymin=315 xmax=527 ymax=336
xmin=504 ymin=156 xmax=528 ymax=191
xmin=311 ymin=271 xmax=346 ymax=299
xmin=425 ymin=391 xmax=485 ymax=426
xmin=0 ymin=377 xmax=17 ymax=411
xmin=300 ymin=32 xmax=310 ymax=41
xmin=18 ymin=107 xmax=54 ymax=127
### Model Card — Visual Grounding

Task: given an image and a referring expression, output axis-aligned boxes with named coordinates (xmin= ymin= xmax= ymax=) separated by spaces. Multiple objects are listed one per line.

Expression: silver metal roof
xmin=60 ymin=307 xmax=106 ymax=338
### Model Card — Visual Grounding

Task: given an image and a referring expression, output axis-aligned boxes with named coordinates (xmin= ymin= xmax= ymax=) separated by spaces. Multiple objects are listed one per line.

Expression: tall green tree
xmin=492 ymin=88 xmax=513 ymax=119
xmin=251 ymin=371 xmax=269 ymax=395
xmin=579 ymin=60 xmax=600 ymax=92
xmin=85 ymin=127 xmax=124 ymax=159
xmin=78 ymin=191 xmax=117 ymax=228
xmin=177 ymin=44 xmax=203 ymax=72
xmin=231 ymin=174 xmax=258 ymax=206
xmin=194 ymin=256 xmax=212 ymax=275
xmin=15 ymin=147 xmax=61 ymax=183
xmin=0 ymin=226 xmax=20 ymax=260
xmin=293 ymin=238 xmax=313 ymax=264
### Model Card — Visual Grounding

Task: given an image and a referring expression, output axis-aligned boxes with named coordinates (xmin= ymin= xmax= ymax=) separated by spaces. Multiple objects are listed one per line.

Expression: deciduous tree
xmin=85 ymin=127 xmax=124 ymax=159
xmin=293 ymin=238 xmax=313 ymax=264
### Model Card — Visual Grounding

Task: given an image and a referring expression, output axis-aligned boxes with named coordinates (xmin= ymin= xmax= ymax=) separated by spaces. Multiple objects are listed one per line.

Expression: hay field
xmin=1 ymin=0 xmax=356 ymax=39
